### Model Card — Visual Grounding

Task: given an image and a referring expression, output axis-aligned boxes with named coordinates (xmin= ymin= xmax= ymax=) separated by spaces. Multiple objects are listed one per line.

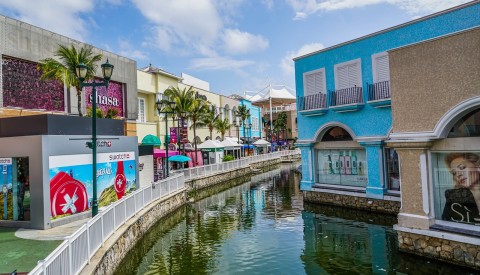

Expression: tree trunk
xmin=193 ymin=123 xmax=198 ymax=165
xmin=76 ymin=86 xmax=83 ymax=117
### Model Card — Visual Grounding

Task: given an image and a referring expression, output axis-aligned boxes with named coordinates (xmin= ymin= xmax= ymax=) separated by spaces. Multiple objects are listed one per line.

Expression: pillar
xmin=296 ymin=143 xmax=314 ymax=191
xmin=359 ymin=141 xmax=386 ymax=199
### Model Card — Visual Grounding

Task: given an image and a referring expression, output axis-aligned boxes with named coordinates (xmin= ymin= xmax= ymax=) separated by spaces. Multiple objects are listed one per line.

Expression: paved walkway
xmin=15 ymin=218 xmax=90 ymax=241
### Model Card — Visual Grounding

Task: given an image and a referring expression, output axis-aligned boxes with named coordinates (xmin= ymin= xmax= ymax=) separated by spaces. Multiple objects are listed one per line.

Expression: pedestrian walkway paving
xmin=0 ymin=218 xmax=89 ymax=274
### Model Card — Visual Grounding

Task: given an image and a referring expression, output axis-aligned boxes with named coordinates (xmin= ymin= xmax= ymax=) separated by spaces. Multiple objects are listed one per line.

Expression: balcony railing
xmin=367 ymin=81 xmax=390 ymax=101
xmin=298 ymin=93 xmax=327 ymax=111
xmin=329 ymin=86 xmax=363 ymax=107
xmin=263 ymin=104 xmax=297 ymax=115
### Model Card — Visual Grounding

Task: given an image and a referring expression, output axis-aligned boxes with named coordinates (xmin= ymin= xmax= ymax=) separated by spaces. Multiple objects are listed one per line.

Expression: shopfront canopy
xmin=253 ymin=139 xmax=271 ymax=147
xmin=141 ymin=134 xmax=161 ymax=146
xmin=197 ymin=140 xmax=224 ymax=151
xmin=153 ymin=149 xmax=179 ymax=158
xmin=221 ymin=138 xmax=241 ymax=150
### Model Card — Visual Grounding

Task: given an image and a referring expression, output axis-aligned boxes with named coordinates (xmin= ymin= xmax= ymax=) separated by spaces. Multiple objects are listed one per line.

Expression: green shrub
xmin=223 ymin=154 xmax=234 ymax=162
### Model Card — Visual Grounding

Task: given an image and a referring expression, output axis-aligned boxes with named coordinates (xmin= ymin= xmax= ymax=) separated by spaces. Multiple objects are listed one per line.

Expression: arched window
xmin=447 ymin=108 xmax=480 ymax=138
xmin=321 ymin=127 xmax=353 ymax=141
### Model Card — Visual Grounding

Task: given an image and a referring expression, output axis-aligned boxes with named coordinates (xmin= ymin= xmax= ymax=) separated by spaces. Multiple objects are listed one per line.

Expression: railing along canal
xmin=28 ymin=173 xmax=185 ymax=275
xmin=178 ymin=150 xmax=300 ymax=181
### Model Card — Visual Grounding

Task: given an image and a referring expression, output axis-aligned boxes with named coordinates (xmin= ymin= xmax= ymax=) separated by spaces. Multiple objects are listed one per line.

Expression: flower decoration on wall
xmin=83 ymin=79 xmax=124 ymax=117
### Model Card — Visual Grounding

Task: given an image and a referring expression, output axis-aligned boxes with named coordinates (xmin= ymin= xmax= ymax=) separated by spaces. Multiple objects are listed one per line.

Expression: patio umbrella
xmin=168 ymin=155 xmax=191 ymax=162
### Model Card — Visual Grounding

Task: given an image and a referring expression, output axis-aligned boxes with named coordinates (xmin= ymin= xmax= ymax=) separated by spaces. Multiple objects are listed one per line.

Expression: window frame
xmin=137 ymin=97 xmax=146 ymax=123
xmin=371 ymin=52 xmax=390 ymax=83
xmin=334 ymin=58 xmax=362 ymax=90
xmin=303 ymin=68 xmax=327 ymax=96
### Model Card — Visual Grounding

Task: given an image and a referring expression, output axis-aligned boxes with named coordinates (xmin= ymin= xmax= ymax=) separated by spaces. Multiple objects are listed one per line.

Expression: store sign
xmin=84 ymin=80 xmax=124 ymax=117
xmin=433 ymin=152 xmax=480 ymax=225
xmin=49 ymin=152 xmax=136 ymax=219
xmin=170 ymin=127 xmax=178 ymax=144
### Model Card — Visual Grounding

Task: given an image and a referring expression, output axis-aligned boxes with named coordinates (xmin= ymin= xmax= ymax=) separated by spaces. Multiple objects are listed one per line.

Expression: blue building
xmin=239 ymin=99 xmax=262 ymax=141
xmin=294 ymin=2 xmax=480 ymax=200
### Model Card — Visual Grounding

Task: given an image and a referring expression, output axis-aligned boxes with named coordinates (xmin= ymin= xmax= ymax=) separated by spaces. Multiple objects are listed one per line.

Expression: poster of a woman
xmin=441 ymin=153 xmax=480 ymax=224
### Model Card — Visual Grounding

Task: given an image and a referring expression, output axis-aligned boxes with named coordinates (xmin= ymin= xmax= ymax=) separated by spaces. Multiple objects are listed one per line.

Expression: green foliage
xmin=86 ymin=106 xmax=104 ymax=118
xmin=214 ymin=118 xmax=231 ymax=140
xmin=197 ymin=106 xmax=219 ymax=140
xmin=223 ymin=154 xmax=234 ymax=162
xmin=37 ymin=44 xmax=103 ymax=116
xmin=86 ymin=106 xmax=120 ymax=119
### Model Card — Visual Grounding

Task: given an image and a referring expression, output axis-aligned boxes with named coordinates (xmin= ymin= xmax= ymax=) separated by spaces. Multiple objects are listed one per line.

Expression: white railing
xmin=179 ymin=149 xmax=300 ymax=181
xmin=29 ymin=173 xmax=185 ymax=275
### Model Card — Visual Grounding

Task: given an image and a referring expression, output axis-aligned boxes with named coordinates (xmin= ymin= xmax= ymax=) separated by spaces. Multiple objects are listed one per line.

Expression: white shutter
xmin=347 ymin=63 xmax=361 ymax=87
xmin=137 ymin=98 xmax=145 ymax=123
xmin=337 ymin=66 xmax=349 ymax=89
xmin=304 ymin=69 xmax=326 ymax=96
xmin=375 ymin=54 xmax=390 ymax=82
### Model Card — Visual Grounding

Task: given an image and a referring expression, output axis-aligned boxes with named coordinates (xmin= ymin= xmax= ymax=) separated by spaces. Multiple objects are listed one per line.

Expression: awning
xmin=154 ymin=149 xmax=179 ymax=158
xmin=141 ymin=134 xmax=161 ymax=146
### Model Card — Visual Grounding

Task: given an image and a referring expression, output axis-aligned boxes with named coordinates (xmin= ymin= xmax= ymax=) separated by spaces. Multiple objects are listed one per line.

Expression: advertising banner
xmin=49 ymin=152 xmax=136 ymax=219
xmin=0 ymin=158 xmax=13 ymax=220
xmin=170 ymin=127 xmax=178 ymax=144
xmin=433 ymin=152 xmax=480 ymax=225
xmin=316 ymin=149 xmax=368 ymax=187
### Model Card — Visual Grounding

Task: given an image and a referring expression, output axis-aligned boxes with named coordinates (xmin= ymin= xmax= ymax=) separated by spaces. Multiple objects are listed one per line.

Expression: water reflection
xmin=115 ymin=163 xmax=477 ymax=275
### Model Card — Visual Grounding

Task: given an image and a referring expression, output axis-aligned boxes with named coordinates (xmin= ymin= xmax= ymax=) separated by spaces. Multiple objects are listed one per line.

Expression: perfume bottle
xmin=339 ymin=151 xmax=345 ymax=175
xmin=351 ymin=151 xmax=358 ymax=175
xmin=359 ymin=161 xmax=364 ymax=176
xmin=114 ymin=161 xmax=127 ymax=200
xmin=328 ymin=154 xmax=334 ymax=174
xmin=333 ymin=153 xmax=340 ymax=174
xmin=345 ymin=151 xmax=351 ymax=175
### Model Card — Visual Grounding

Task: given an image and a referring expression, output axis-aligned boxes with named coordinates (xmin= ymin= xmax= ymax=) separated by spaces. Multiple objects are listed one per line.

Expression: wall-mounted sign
xmin=49 ymin=152 xmax=136 ymax=219
xmin=84 ymin=80 xmax=124 ymax=117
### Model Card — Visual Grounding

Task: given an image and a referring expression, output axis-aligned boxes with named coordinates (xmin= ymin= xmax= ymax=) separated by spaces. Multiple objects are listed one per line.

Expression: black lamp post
xmin=76 ymin=59 xmax=114 ymax=217
xmin=155 ymin=99 xmax=176 ymax=178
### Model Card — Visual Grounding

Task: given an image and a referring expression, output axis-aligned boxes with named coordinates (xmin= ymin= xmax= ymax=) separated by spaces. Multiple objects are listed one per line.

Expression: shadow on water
xmin=115 ymin=163 xmax=478 ymax=275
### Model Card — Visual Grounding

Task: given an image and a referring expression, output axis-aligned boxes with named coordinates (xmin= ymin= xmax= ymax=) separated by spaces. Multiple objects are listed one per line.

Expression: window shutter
xmin=138 ymin=98 xmax=145 ymax=123
xmin=375 ymin=54 xmax=390 ymax=82
xmin=337 ymin=66 xmax=349 ymax=89
xmin=305 ymin=71 xmax=325 ymax=96
xmin=336 ymin=60 xmax=361 ymax=89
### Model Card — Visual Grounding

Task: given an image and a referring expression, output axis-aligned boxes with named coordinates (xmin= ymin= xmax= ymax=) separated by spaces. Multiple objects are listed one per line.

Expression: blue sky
xmin=0 ymin=0 xmax=470 ymax=95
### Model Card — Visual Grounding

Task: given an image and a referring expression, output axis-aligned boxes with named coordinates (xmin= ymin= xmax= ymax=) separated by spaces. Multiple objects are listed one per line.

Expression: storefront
xmin=197 ymin=140 xmax=224 ymax=165
xmin=0 ymin=115 xmax=138 ymax=229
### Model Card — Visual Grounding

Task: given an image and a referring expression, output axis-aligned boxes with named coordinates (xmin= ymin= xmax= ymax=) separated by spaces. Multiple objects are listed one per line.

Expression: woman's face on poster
xmin=449 ymin=157 xmax=480 ymax=188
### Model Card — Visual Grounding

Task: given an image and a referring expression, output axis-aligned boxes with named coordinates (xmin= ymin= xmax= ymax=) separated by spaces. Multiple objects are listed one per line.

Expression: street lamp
xmin=155 ymin=99 xmax=176 ymax=178
xmin=76 ymin=59 xmax=114 ymax=217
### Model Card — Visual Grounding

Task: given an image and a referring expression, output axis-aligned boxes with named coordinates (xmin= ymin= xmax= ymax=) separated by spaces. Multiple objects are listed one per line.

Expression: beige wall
xmin=220 ymin=95 xmax=240 ymax=138
xmin=389 ymin=28 xmax=480 ymax=133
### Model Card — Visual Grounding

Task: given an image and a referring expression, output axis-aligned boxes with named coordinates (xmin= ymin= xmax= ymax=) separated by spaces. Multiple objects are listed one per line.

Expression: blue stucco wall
xmin=294 ymin=3 xmax=480 ymax=195
xmin=295 ymin=2 xmax=480 ymax=141
xmin=239 ymin=99 xmax=262 ymax=138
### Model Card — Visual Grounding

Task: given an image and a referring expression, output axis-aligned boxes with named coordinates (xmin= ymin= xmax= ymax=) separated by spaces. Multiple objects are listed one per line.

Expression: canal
xmin=115 ymin=163 xmax=476 ymax=275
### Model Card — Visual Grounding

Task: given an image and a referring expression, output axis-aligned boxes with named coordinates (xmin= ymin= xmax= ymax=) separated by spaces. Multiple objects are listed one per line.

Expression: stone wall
xmin=304 ymin=190 xmax=400 ymax=215
xmin=82 ymin=191 xmax=187 ymax=275
xmin=398 ymin=231 xmax=480 ymax=270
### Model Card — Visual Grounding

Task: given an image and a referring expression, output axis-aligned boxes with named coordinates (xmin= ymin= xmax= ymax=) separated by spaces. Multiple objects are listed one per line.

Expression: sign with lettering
xmin=84 ymin=80 xmax=124 ymax=117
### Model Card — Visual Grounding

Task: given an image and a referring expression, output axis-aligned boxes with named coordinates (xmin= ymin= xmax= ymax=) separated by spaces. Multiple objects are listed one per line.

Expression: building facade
xmin=388 ymin=27 xmax=480 ymax=268
xmin=294 ymin=2 xmax=480 ymax=201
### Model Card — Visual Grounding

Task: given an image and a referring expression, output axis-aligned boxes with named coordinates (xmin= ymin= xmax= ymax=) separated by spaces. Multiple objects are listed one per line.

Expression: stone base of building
xmin=303 ymin=189 xmax=400 ymax=215
xmin=397 ymin=230 xmax=480 ymax=270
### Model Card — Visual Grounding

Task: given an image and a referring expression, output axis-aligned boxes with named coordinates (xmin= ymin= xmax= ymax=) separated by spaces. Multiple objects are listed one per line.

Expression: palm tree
xmin=235 ymin=105 xmax=250 ymax=144
xmin=214 ymin=118 xmax=231 ymax=141
xmin=38 ymin=44 xmax=102 ymax=116
xmin=197 ymin=106 xmax=219 ymax=140
xmin=188 ymin=99 xmax=210 ymax=164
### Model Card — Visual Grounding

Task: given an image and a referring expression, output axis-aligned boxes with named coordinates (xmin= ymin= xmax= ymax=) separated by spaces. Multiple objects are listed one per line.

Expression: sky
xmin=0 ymin=0 xmax=471 ymax=96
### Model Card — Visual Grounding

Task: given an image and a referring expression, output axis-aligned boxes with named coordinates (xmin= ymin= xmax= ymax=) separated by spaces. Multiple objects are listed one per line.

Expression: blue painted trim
xmin=330 ymin=103 xmax=365 ymax=113
xmin=366 ymin=186 xmax=387 ymax=199
xmin=368 ymin=99 xmax=391 ymax=108
xmin=299 ymin=108 xmax=329 ymax=116
xmin=300 ymin=180 xmax=314 ymax=191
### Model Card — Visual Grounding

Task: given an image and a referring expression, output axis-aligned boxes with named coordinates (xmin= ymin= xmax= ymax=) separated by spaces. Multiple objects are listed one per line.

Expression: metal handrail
xmin=28 ymin=173 xmax=185 ymax=275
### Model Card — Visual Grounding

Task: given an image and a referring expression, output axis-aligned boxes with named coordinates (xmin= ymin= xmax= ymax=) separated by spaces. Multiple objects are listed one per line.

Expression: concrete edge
xmin=394 ymin=225 xmax=480 ymax=246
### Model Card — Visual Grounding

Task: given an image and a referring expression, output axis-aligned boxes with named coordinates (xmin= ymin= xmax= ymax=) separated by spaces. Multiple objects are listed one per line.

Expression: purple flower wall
xmin=2 ymin=56 xmax=65 ymax=111
xmin=84 ymin=80 xmax=124 ymax=117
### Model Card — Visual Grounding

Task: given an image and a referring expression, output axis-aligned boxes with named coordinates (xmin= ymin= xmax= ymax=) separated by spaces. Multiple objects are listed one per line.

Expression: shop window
xmin=137 ymin=98 xmax=146 ymax=123
xmin=447 ymin=109 xmax=480 ymax=138
xmin=385 ymin=148 xmax=400 ymax=191
xmin=432 ymin=152 xmax=480 ymax=226
xmin=0 ymin=157 xmax=30 ymax=221
xmin=315 ymin=149 xmax=368 ymax=187
xmin=321 ymin=127 xmax=352 ymax=141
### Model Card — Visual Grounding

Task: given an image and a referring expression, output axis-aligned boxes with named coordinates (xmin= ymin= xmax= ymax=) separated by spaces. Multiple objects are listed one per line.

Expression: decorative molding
xmin=312 ymin=121 xmax=358 ymax=142
xmin=420 ymin=153 xmax=430 ymax=215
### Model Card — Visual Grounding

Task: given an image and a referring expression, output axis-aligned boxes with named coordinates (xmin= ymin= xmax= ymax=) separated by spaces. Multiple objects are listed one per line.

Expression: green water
xmin=115 ymin=164 xmax=477 ymax=275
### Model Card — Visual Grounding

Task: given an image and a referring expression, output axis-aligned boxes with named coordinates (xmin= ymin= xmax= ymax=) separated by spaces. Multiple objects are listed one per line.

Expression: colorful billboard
xmin=49 ymin=152 xmax=136 ymax=219
xmin=315 ymin=149 xmax=368 ymax=187
xmin=0 ymin=158 xmax=13 ymax=220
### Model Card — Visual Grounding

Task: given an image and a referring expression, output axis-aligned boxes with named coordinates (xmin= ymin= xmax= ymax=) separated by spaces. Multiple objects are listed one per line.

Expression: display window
xmin=315 ymin=149 xmax=368 ymax=187
xmin=433 ymin=152 xmax=480 ymax=226
xmin=0 ymin=157 xmax=30 ymax=221
xmin=385 ymin=148 xmax=400 ymax=191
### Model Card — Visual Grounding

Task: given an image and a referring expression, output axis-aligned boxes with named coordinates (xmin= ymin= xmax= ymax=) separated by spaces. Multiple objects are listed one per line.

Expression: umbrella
xmin=168 ymin=155 xmax=191 ymax=162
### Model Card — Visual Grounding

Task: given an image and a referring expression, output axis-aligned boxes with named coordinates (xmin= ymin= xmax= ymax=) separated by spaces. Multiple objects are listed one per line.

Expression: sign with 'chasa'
xmin=89 ymin=94 xmax=120 ymax=107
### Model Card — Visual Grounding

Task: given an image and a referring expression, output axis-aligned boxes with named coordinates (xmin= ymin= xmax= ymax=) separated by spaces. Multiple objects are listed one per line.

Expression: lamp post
xmin=155 ymin=99 xmax=176 ymax=178
xmin=76 ymin=59 xmax=114 ymax=217
xmin=180 ymin=111 xmax=187 ymax=155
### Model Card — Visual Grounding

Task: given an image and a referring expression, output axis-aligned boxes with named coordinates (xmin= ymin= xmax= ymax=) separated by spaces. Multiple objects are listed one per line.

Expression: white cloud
xmin=133 ymin=0 xmax=222 ymax=53
xmin=117 ymin=39 xmax=148 ymax=61
xmin=280 ymin=43 xmax=325 ymax=75
xmin=189 ymin=56 xmax=254 ymax=71
xmin=0 ymin=0 xmax=94 ymax=41
xmin=287 ymin=0 xmax=471 ymax=20
xmin=221 ymin=29 xmax=269 ymax=55
xmin=262 ymin=0 xmax=274 ymax=9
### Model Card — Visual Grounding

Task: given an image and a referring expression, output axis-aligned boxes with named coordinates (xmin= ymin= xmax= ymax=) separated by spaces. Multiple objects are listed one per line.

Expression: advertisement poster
xmin=433 ymin=152 xmax=480 ymax=225
xmin=316 ymin=149 xmax=368 ymax=187
xmin=0 ymin=158 xmax=13 ymax=220
xmin=170 ymin=127 xmax=178 ymax=144
xmin=49 ymin=152 xmax=136 ymax=219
